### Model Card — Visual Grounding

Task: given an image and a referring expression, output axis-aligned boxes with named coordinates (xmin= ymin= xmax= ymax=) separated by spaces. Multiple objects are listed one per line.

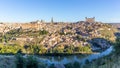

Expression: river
xmin=36 ymin=46 xmax=113 ymax=65
xmin=0 ymin=46 xmax=113 ymax=67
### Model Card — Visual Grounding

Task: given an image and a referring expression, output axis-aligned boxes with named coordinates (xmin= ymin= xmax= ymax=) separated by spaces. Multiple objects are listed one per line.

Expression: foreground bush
xmin=26 ymin=56 xmax=38 ymax=68
xmin=64 ymin=61 xmax=81 ymax=68
xmin=15 ymin=54 xmax=26 ymax=68
xmin=15 ymin=54 xmax=39 ymax=68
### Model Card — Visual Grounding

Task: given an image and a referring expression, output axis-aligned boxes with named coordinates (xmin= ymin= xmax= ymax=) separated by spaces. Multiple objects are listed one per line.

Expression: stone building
xmin=85 ymin=17 xmax=95 ymax=23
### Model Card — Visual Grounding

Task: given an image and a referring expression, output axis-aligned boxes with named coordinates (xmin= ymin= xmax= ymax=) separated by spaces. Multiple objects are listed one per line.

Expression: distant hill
xmin=107 ymin=23 xmax=120 ymax=28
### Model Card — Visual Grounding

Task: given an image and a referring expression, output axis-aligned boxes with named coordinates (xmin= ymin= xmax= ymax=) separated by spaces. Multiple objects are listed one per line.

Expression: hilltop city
xmin=0 ymin=17 xmax=120 ymax=68
xmin=0 ymin=17 xmax=117 ymax=54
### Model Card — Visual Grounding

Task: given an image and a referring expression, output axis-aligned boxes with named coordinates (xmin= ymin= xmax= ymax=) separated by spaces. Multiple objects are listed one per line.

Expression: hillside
xmin=108 ymin=23 xmax=120 ymax=28
xmin=81 ymin=37 xmax=120 ymax=68
xmin=0 ymin=21 xmax=117 ymax=54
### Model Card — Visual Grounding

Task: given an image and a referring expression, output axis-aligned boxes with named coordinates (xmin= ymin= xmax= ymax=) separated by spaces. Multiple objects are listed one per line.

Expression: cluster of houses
xmin=0 ymin=17 xmax=116 ymax=50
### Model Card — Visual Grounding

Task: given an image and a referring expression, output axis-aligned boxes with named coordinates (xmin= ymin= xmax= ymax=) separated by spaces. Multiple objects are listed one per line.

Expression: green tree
xmin=39 ymin=30 xmax=48 ymax=35
xmin=26 ymin=56 xmax=38 ymax=68
xmin=24 ymin=45 xmax=29 ymax=54
xmin=64 ymin=63 xmax=73 ymax=68
xmin=64 ymin=45 xmax=74 ymax=53
xmin=74 ymin=44 xmax=91 ymax=53
xmin=39 ymin=45 xmax=47 ymax=54
xmin=52 ymin=45 xmax=64 ymax=53
xmin=0 ymin=45 xmax=20 ymax=54
xmin=74 ymin=45 xmax=83 ymax=53
xmin=15 ymin=54 xmax=26 ymax=68
xmin=114 ymin=37 xmax=120 ymax=55
xmin=73 ymin=61 xmax=81 ymax=68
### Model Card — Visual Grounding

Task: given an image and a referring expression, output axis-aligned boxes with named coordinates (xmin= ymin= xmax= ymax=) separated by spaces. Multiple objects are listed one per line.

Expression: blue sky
xmin=0 ymin=0 xmax=119 ymax=23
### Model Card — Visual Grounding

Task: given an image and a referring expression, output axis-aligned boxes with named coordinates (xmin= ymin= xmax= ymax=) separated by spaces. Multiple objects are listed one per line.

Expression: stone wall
xmin=85 ymin=17 xmax=95 ymax=23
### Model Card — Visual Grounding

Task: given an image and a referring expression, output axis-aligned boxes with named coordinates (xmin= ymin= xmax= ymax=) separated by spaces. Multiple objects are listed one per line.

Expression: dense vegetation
xmin=15 ymin=54 xmax=46 ymax=68
xmin=79 ymin=37 xmax=120 ymax=68
xmin=0 ymin=43 xmax=91 ymax=55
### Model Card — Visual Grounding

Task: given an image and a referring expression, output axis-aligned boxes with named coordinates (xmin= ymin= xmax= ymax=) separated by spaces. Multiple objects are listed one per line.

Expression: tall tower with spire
xmin=51 ymin=17 xmax=54 ymax=23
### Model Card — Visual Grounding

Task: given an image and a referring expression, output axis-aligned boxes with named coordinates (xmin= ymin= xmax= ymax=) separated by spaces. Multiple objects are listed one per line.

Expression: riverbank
xmin=0 ymin=52 xmax=94 ymax=56
xmin=0 ymin=46 xmax=113 ymax=68
xmin=82 ymin=51 xmax=119 ymax=68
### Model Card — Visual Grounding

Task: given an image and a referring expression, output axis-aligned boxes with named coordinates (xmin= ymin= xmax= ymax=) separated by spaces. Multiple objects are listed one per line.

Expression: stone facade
xmin=85 ymin=17 xmax=95 ymax=23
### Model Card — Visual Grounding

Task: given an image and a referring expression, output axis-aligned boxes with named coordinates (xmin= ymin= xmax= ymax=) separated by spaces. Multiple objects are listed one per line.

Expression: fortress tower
xmin=85 ymin=17 xmax=95 ymax=23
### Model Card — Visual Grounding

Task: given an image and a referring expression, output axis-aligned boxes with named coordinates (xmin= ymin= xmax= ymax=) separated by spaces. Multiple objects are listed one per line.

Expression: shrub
xmin=15 ymin=55 xmax=46 ymax=68
xmin=64 ymin=63 xmax=73 ymax=68
xmin=49 ymin=64 xmax=55 ymax=68
xmin=85 ymin=59 xmax=90 ymax=64
xmin=73 ymin=61 xmax=81 ymax=68
xmin=64 ymin=45 xmax=74 ymax=54
xmin=26 ymin=56 xmax=38 ymax=68
xmin=15 ymin=54 xmax=26 ymax=68
xmin=38 ymin=62 xmax=46 ymax=68
xmin=0 ymin=45 xmax=20 ymax=54
xmin=52 ymin=45 xmax=64 ymax=53
xmin=114 ymin=37 xmax=120 ymax=55
xmin=39 ymin=30 xmax=48 ymax=35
